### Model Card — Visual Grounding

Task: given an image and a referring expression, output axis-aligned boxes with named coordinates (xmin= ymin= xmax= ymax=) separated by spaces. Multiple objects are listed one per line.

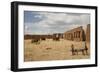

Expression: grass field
xmin=24 ymin=39 xmax=90 ymax=62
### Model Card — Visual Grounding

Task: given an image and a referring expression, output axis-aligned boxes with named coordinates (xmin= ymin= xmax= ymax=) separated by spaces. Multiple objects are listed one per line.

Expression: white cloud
xmin=25 ymin=12 xmax=90 ymax=34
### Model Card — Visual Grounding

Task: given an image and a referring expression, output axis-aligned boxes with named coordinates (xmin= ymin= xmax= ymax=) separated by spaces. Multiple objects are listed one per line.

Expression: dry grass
xmin=24 ymin=39 xmax=90 ymax=62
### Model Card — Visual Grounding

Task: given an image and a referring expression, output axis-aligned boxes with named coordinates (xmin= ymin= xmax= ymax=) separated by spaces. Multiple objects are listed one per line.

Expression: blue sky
xmin=24 ymin=11 xmax=90 ymax=35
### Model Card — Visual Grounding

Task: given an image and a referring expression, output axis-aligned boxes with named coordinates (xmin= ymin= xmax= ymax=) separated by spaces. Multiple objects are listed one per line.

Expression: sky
xmin=24 ymin=11 xmax=90 ymax=35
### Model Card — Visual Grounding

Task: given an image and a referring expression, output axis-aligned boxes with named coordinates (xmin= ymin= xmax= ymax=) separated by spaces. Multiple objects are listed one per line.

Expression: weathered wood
xmin=71 ymin=44 xmax=88 ymax=56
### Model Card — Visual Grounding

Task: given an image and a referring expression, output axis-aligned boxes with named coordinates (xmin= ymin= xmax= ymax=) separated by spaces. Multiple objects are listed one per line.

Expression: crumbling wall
xmin=86 ymin=24 xmax=90 ymax=42
xmin=64 ymin=26 xmax=86 ymax=41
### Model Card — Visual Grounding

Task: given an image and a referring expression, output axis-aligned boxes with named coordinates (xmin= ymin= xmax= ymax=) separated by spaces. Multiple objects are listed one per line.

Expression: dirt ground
xmin=24 ymin=39 xmax=90 ymax=62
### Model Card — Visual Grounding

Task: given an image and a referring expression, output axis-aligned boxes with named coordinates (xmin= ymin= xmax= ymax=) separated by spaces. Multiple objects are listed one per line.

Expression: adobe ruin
xmin=63 ymin=26 xmax=86 ymax=41
xmin=86 ymin=24 xmax=90 ymax=42
xmin=53 ymin=33 xmax=63 ymax=38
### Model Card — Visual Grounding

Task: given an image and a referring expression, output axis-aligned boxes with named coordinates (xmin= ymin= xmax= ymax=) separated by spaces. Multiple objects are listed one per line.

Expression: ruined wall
xmin=64 ymin=26 xmax=86 ymax=41
xmin=86 ymin=24 xmax=90 ymax=42
xmin=53 ymin=33 xmax=63 ymax=38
